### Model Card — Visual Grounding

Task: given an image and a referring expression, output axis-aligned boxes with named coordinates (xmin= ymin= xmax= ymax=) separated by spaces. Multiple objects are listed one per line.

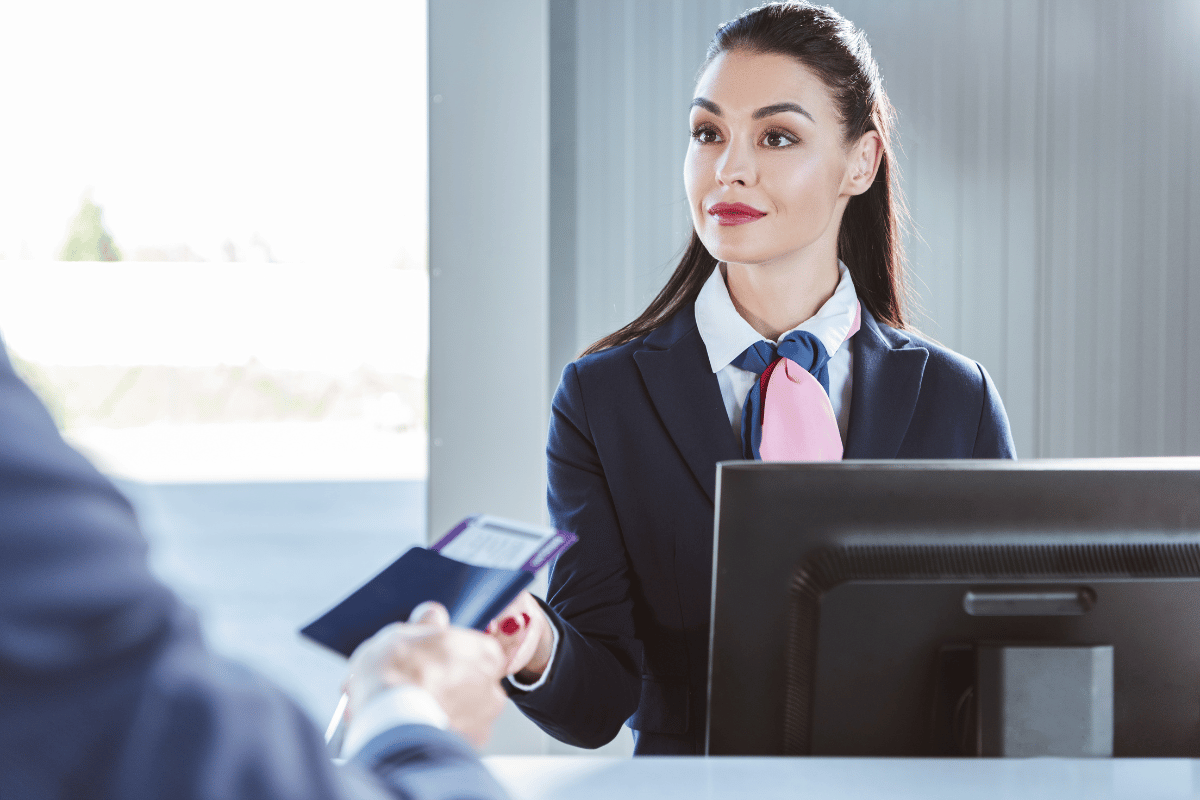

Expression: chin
xmin=698 ymin=225 xmax=799 ymax=268
xmin=703 ymin=241 xmax=783 ymax=267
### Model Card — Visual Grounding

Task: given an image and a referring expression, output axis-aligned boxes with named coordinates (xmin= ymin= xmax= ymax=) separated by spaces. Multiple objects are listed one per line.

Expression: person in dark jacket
xmin=0 ymin=333 xmax=511 ymax=800
xmin=486 ymin=1 xmax=1015 ymax=755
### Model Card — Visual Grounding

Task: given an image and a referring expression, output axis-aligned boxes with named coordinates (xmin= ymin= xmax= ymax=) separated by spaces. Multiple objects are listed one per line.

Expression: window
xmin=0 ymin=0 xmax=427 ymax=722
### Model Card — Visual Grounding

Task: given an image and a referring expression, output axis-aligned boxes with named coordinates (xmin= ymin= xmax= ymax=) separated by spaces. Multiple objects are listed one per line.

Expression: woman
xmin=488 ymin=1 xmax=1014 ymax=755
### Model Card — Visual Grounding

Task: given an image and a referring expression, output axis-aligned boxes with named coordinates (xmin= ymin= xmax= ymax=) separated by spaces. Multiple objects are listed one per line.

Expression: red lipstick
xmin=709 ymin=202 xmax=766 ymax=226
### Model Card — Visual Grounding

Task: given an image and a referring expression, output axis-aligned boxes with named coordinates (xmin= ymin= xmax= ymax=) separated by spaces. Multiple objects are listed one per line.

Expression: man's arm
xmin=0 ymin=337 xmax=507 ymax=800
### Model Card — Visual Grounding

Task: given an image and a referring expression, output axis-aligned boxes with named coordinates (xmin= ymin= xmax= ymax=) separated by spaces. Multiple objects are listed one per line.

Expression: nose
xmin=714 ymin=138 xmax=756 ymax=187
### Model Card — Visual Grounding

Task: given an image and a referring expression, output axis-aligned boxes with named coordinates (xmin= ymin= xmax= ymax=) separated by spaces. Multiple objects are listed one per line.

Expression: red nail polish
xmin=500 ymin=617 xmax=519 ymax=635
xmin=521 ymin=613 xmax=531 ymax=626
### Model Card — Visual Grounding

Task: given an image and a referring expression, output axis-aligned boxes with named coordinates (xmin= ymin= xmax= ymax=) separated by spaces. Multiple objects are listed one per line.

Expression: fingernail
xmin=500 ymin=617 xmax=519 ymax=635
xmin=521 ymin=613 xmax=531 ymax=626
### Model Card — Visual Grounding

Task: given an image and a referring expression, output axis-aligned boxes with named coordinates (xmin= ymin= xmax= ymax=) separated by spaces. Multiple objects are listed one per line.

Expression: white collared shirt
xmin=693 ymin=261 xmax=859 ymax=448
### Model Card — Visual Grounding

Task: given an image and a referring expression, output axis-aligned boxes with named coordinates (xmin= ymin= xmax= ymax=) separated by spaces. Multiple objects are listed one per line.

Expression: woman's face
xmin=684 ymin=49 xmax=868 ymax=271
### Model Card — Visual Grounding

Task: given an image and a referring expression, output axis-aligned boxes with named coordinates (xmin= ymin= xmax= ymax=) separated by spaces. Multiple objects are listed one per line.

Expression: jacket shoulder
xmin=871 ymin=320 xmax=1015 ymax=458
xmin=569 ymin=335 xmax=649 ymax=380
xmin=561 ymin=307 xmax=697 ymax=387
xmin=873 ymin=322 xmax=987 ymax=390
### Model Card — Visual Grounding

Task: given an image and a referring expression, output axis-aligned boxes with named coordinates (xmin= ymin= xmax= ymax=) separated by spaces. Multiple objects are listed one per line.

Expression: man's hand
xmin=343 ymin=602 xmax=508 ymax=748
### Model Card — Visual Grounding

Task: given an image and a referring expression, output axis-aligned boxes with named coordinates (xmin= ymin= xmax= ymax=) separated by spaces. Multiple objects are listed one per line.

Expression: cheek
xmin=683 ymin=146 xmax=710 ymax=207
xmin=772 ymin=152 xmax=845 ymax=214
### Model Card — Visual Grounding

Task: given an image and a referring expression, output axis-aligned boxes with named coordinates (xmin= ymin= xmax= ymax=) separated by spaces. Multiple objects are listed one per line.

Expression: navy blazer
xmin=508 ymin=305 xmax=1015 ymax=755
xmin=0 ymin=338 xmax=508 ymax=800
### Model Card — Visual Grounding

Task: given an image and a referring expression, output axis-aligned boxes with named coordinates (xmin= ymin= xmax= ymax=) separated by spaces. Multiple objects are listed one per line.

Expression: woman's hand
xmin=486 ymin=591 xmax=555 ymax=684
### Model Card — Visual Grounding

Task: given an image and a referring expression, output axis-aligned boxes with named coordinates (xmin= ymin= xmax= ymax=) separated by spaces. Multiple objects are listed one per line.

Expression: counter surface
xmin=484 ymin=755 xmax=1199 ymax=800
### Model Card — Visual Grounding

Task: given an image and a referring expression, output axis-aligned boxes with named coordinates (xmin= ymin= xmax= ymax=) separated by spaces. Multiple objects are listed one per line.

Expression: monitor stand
xmin=933 ymin=643 xmax=1114 ymax=757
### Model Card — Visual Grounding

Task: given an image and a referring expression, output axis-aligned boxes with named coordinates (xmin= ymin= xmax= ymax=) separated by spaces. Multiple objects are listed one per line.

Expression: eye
xmin=690 ymin=124 xmax=722 ymax=144
xmin=761 ymin=129 xmax=799 ymax=148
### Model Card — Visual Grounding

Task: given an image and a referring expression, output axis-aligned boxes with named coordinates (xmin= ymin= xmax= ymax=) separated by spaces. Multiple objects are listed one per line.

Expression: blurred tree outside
xmin=60 ymin=196 xmax=123 ymax=261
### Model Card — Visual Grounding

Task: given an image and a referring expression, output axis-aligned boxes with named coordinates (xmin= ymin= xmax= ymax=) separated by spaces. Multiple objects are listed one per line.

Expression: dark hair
xmin=583 ymin=1 xmax=909 ymax=356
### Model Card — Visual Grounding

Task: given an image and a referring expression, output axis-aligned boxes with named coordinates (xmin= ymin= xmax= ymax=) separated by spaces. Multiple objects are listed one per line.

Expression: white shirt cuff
xmin=507 ymin=615 xmax=560 ymax=691
xmin=341 ymin=684 xmax=450 ymax=759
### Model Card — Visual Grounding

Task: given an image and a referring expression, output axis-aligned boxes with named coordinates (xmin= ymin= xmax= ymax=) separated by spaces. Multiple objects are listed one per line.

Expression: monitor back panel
xmin=706 ymin=459 xmax=1200 ymax=756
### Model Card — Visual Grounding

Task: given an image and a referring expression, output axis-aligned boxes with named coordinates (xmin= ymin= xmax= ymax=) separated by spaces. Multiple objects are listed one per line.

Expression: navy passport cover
xmin=300 ymin=547 xmax=533 ymax=658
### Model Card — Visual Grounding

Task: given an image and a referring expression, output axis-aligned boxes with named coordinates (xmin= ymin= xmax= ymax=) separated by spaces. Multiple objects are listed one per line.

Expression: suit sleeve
xmin=971 ymin=363 xmax=1017 ymax=459
xmin=353 ymin=726 xmax=511 ymax=800
xmin=505 ymin=362 xmax=642 ymax=748
xmin=0 ymin=339 xmax=506 ymax=800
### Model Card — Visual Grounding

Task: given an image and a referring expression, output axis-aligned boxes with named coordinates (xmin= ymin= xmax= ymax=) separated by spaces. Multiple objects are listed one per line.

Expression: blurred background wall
xmin=430 ymin=0 xmax=1200 ymax=753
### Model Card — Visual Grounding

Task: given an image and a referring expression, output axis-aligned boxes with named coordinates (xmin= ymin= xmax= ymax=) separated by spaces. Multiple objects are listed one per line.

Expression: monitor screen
xmin=705 ymin=458 xmax=1200 ymax=757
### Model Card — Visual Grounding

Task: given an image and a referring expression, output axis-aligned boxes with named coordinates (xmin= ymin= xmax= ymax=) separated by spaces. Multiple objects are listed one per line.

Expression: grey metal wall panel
xmin=1002 ymin=0 xmax=1043 ymax=461
xmin=1044 ymin=0 xmax=1083 ymax=458
xmin=1084 ymin=0 xmax=1115 ymax=457
xmin=549 ymin=0 xmax=579 ymax=401
xmin=553 ymin=0 xmax=1199 ymax=458
xmin=1188 ymin=3 xmax=1200 ymax=455
xmin=575 ymin=0 xmax=626 ymax=348
xmin=1033 ymin=0 xmax=1198 ymax=457
xmin=428 ymin=0 xmax=550 ymax=538
xmin=1166 ymin=0 xmax=1193 ymax=457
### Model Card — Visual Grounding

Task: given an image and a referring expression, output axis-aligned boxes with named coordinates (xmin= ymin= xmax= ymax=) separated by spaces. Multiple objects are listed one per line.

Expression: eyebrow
xmin=690 ymin=98 xmax=815 ymax=123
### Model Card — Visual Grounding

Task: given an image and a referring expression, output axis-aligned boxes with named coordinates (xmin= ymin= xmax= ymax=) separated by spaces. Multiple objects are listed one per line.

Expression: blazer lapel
xmin=844 ymin=309 xmax=928 ymax=459
xmin=634 ymin=308 xmax=739 ymax=503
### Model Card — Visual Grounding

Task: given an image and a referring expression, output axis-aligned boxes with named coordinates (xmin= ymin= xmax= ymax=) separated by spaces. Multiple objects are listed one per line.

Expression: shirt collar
xmin=694 ymin=261 xmax=860 ymax=374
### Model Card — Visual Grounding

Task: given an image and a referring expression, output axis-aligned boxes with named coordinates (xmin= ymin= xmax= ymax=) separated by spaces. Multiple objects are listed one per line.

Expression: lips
xmin=709 ymin=202 xmax=766 ymax=226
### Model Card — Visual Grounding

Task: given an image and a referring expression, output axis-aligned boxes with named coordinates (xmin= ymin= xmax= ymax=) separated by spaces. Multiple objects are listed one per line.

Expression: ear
xmin=843 ymin=130 xmax=884 ymax=197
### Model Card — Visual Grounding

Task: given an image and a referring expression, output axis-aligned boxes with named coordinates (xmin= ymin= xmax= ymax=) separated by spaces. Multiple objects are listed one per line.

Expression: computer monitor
xmin=705 ymin=458 xmax=1200 ymax=757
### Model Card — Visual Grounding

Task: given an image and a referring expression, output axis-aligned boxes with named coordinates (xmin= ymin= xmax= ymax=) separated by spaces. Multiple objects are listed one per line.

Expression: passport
xmin=300 ymin=515 xmax=576 ymax=657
